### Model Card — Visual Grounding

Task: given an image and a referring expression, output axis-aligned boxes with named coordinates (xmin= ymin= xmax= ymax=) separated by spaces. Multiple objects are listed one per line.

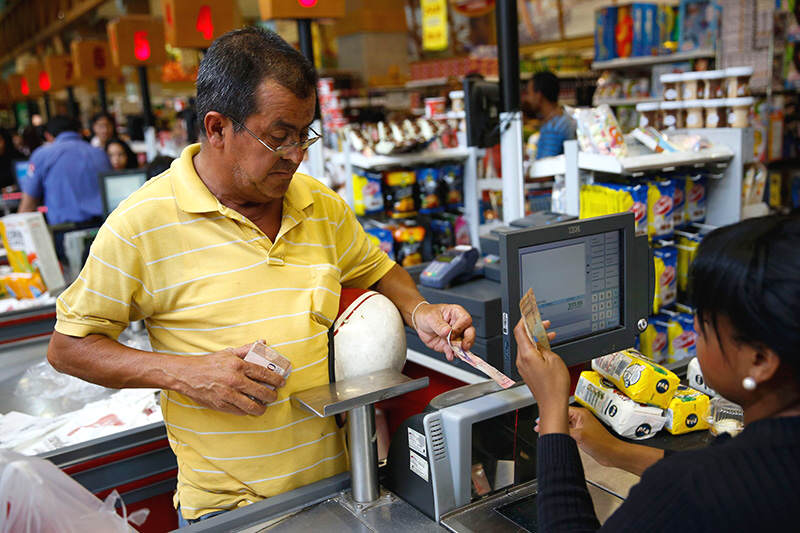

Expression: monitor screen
xmin=518 ymin=230 xmax=622 ymax=344
xmin=101 ymin=171 xmax=147 ymax=215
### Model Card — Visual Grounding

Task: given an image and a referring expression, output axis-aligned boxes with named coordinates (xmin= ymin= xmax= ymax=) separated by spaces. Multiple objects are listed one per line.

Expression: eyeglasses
xmin=229 ymin=117 xmax=320 ymax=158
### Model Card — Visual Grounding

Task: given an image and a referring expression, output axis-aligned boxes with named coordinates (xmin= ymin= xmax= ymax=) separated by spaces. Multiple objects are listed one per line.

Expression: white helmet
xmin=332 ymin=288 xmax=407 ymax=381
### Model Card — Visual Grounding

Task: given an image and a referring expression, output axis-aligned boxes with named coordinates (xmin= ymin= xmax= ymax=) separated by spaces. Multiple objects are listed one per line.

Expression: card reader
xmin=419 ymin=245 xmax=479 ymax=289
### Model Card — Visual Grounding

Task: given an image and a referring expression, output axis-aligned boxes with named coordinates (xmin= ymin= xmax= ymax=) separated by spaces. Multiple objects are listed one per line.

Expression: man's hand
xmin=414 ymin=303 xmax=476 ymax=361
xmin=174 ymin=343 xmax=286 ymax=416
xmin=513 ymin=318 xmax=569 ymax=435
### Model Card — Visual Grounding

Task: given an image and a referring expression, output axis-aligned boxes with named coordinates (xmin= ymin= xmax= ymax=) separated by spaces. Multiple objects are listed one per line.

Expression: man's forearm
xmin=48 ymin=331 xmax=187 ymax=392
xmin=18 ymin=192 xmax=39 ymax=213
xmin=374 ymin=263 xmax=426 ymax=327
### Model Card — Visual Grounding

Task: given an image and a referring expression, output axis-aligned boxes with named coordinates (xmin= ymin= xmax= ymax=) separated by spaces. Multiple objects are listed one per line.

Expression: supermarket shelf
xmin=405 ymin=77 xmax=449 ymax=89
xmin=577 ymin=146 xmax=734 ymax=175
xmin=591 ymin=49 xmax=716 ymax=71
xmin=592 ymin=97 xmax=660 ymax=107
xmin=331 ymin=147 xmax=471 ymax=170
xmin=530 ymin=154 xmax=566 ymax=178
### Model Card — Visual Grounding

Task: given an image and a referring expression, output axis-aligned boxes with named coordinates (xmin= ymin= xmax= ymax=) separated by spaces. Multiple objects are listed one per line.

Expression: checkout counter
xmin=178 ymin=213 xmax=676 ymax=532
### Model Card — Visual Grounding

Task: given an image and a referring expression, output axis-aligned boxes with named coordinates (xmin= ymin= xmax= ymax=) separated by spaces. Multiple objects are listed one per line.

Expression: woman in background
xmin=105 ymin=138 xmax=138 ymax=170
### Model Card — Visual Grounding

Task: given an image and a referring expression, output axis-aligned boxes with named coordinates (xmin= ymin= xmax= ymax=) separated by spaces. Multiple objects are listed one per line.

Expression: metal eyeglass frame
xmin=228 ymin=117 xmax=321 ymax=158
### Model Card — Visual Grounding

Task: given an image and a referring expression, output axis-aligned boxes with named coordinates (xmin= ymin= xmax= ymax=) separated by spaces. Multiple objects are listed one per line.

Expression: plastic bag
xmin=15 ymin=361 xmax=110 ymax=406
xmin=0 ymin=449 xmax=149 ymax=532
xmin=568 ymin=104 xmax=627 ymax=158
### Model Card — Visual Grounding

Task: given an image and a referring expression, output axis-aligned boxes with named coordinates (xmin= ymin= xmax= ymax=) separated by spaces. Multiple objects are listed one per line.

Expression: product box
xmin=658 ymin=4 xmax=679 ymax=54
xmin=592 ymin=348 xmax=680 ymax=409
xmin=353 ymin=168 xmax=384 ymax=216
xmin=678 ymin=0 xmax=721 ymax=52
xmin=632 ymin=3 xmax=659 ymax=57
xmin=672 ymin=176 xmax=686 ymax=226
xmin=595 ymin=6 xmax=618 ymax=61
xmin=666 ymin=311 xmax=697 ymax=363
xmin=638 ymin=314 xmax=668 ymax=363
xmin=0 ymin=212 xmax=65 ymax=293
xmin=647 ymin=180 xmax=675 ymax=240
xmin=653 ymin=243 xmax=677 ymax=311
xmin=664 ymin=384 xmax=711 ymax=434
xmin=575 ymin=370 xmax=667 ymax=440
xmin=686 ymin=175 xmax=707 ymax=223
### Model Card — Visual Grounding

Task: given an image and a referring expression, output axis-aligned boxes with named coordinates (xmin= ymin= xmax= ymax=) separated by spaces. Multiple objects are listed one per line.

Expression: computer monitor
xmin=499 ymin=213 xmax=652 ymax=378
xmin=99 ymin=169 xmax=148 ymax=216
xmin=463 ymin=77 xmax=500 ymax=148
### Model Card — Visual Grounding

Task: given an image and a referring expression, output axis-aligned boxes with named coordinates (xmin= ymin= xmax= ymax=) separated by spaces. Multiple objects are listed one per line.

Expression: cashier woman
xmin=517 ymin=215 xmax=800 ymax=531
xmin=47 ymin=28 xmax=474 ymax=525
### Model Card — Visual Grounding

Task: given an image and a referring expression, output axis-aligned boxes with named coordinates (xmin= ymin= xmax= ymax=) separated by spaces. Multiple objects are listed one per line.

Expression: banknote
xmin=519 ymin=288 xmax=551 ymax=352
xmin=244 ymin=340 xmax=292 ymax=379
xmin=448 ymin=331 xmax=515 ymax=389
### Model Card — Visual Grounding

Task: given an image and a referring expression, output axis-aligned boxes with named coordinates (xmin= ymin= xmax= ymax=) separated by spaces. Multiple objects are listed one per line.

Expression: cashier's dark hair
xmin=195 ymin=27 xmax=317 ymax=137
xmin=532 ymin=71 xmax=560 ymax=103
xmin=689 ymin=215 xmax=800 ymax=373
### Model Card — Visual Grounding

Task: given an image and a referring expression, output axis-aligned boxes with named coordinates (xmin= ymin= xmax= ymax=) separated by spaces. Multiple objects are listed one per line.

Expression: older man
xmin=48 ymin=28 xmax=475 ymax=524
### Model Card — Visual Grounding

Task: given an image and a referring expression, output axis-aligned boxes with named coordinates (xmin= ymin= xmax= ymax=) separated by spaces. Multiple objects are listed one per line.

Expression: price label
xmin=107 ymin=15 xmax=167 ymax=67
xmin=163 ymin=0 xmax=235 ymax=48
xmin=71 ymin=40 xmax=116 ymax=81
xmin=421 ymin=0 xmax=449 ymax=51
xmin=258 ymin=0 xmax=345 ymax=20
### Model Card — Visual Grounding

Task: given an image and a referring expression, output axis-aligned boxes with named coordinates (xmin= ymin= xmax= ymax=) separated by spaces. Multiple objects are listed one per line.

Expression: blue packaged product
xmin=440 ymin=164 xmax=464 ymax=208
xmin=603 ymin=182 xmax=648 ymax=237
xmin=353 ymin=167 xmax=384 ymax=216
xmin=366 ymin=227 xmax=395 ymax=261
xmin=671 ymin=176 xmax=686 ymax=226
xmin=632 ymin=4 xmax=659 ymax=57
xmin=678 ymin=0 xmax=721 ymax=53
xmin=686 ymin=175 xmax=707 ymax=223
xmin=417 ymin=167 xmax=445 ymax=214
xmin=595 ymin=7 xmax=618 ymax=61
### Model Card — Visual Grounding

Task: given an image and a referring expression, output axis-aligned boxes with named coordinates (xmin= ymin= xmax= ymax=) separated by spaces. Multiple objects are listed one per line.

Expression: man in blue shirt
xmin=521 ymin=71 xmax=577 ymax=159
xmin=19 ymin=115 xmax=110 ymax=261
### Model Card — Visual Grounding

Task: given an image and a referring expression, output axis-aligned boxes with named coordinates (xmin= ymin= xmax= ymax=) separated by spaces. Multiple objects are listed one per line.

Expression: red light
xmin=38 ymin=71 xmax=51 ymax=91
xmin=166 ymin=3 xmax=173 ymax=25
xmin=196 ymin=5 xmax=214 ymax=40
xmin=20 ymin=77 xmax=29 ymax=96
xmin=298 ymin=0 xmax=318 ymax=7
xmin=134 ymin=31 xmax=151 ymax=61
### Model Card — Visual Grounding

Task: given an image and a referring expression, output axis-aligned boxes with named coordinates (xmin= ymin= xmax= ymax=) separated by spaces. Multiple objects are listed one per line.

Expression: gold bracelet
xmin=411 ymin=301 xmax=430 ymax=331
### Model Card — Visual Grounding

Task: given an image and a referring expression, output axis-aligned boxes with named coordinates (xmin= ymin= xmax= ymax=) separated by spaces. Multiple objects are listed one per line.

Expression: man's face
xmin=225 ymin=80 xmax=316 ymax=204
xmin=93 ymin=117 xmax=113 ymax=143
xmin=521 ymin=83 xmax=542 ymax=116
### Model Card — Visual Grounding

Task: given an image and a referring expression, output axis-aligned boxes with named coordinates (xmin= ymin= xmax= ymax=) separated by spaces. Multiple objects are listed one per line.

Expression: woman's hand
xmin=513 ymin=318 xmax=569 ymax=435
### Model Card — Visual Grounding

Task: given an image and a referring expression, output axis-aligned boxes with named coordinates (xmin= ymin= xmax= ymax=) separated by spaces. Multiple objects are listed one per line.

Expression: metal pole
xmin=97 ymin=78 xmax=108 ymax=113
xmin=42 ymin=93 xmax=52 ymax=121
xmin=495 ymin=0 xmax=525 ymax=223
xmin=347 ymin=404 xmax=379 ymax=504
xmin=296 ymin=18 xmax=324 ymax=181
xmin=137 ymin=65 xmax=153 ymax=129
xmin=66 ymin=86 xmax=79 ymax=119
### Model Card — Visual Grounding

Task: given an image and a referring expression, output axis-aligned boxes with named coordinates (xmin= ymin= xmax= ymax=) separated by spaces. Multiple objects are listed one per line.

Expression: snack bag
xmin=676 ymin=232 xmax=702 ymax=293
xmin=664 ymin=384 xmax=711 ymax=435
xmin=653 ymin=243 xmax=677 ymax=310
xmin=440 ymin=164 xmax=464 ymax=208
xmin=394 ymin=225 xmax=425 ymax=267
xmin=353 ymin=168 xmax=384 ymax=216
xmin=638 ymin=314 xmax=668 ymax=363
xmin=686 ymin=175 xmax=707 ymax=223
xmin=384 ymin=170 xmax=417 ymax=219
xmin=417 ymin=167 xmax=444 ymax=214
xmin=667 ymin=312 xmax=697 ymax=363
xmin=430 ymin=218 xmax=455 ymax=256
xmin=575 ymin=371 xmax=667 ymax=440
xmin=592 ymin=348 xmax=680 ymax=409
xmin=671 ymin=176 xmax=686 ymax=226
xmin=570 ymin=105 xmax=627 ymax=158
xmin=647 ymin=180 xmax=674 ymax=240
xmin=687 ymin=357 xmax=716 ymax=397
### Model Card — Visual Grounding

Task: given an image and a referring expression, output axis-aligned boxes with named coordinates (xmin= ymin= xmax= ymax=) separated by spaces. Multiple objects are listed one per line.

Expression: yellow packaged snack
xmin=652 ymin=252 xmax=664 ymax=313
xmin=664 ymin=384 xmax=711 ymax=435
xmin=591 ymin=348 xmax=680 ymax=409
xmin=575 ymin=371 xmax=666 ymax=440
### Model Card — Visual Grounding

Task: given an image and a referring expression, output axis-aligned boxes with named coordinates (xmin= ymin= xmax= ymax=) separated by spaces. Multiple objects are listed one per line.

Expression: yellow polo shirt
xmin=55 ymin=144 xmax=395 ymax=519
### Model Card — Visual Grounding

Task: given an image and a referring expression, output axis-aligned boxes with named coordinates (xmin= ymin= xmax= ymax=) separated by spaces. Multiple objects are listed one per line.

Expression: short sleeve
xmin=55 ymin=216 xmax=154 ymax=339
xmin=21 ymin=151 xmax=44 ymax=199
xmin=335 ymin=203 xmax=395 ymax=289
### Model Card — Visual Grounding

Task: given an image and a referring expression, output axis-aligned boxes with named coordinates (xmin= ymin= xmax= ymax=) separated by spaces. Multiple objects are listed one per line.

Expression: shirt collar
xmin=172 ymin=143 xmax=314 ymax=215
xmin=55 ymin=131 xmax=82 ymax=143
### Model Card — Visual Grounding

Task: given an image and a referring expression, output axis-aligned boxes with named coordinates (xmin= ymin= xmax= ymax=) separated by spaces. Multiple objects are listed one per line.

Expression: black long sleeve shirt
xmin=536 ymin=416 xmax=800 ymax=532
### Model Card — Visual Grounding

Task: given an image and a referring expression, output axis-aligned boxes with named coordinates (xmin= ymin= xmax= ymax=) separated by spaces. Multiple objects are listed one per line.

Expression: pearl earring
xmin=742 ymin=377 xmax=757 ymax=391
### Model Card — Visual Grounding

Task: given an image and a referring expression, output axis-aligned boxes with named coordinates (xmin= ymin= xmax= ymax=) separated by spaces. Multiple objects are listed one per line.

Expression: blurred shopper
xmin=19 ymin=124 xmax=44 ymax=156
xmin=19 ymin=115 xmax=110 ymax=260
xmin=0 ymin=129 xmax=24 ymax=189
xmin=105 ymin=138 xmax=138 ymax=170
xmin=521 ymin=71 xmax=576 ymax=159
xmin=90 ymin=112 xmax=116 ymax=148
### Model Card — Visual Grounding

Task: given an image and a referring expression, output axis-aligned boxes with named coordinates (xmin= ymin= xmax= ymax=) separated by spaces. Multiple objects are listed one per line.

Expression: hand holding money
xmin=175 ymin=341 xmax=286 ymax=417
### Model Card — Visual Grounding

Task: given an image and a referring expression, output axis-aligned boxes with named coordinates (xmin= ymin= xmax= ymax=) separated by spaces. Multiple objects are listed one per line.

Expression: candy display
xmin=344 ymin=117 xmax=455 ymax=157
xmin=570 ymin=104 xmax=627 ymax=158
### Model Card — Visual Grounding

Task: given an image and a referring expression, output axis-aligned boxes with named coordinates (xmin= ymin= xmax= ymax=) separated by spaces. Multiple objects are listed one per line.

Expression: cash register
xmin=181 ymin=213 xmax=652 ymax=533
